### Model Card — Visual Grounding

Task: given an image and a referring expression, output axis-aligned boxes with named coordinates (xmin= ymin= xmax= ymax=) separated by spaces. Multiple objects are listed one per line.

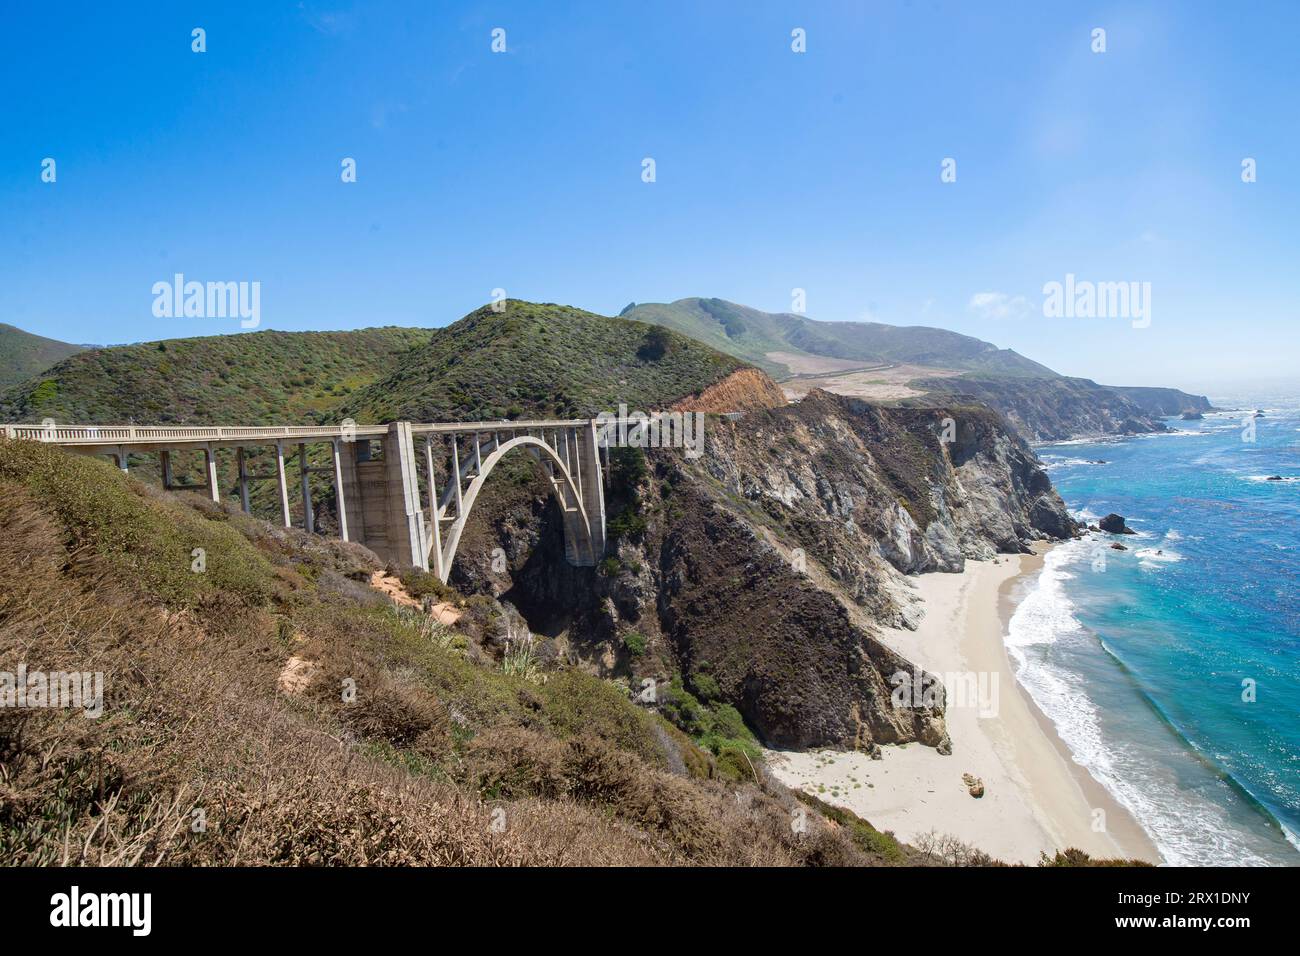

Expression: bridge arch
xmin=431 ymin=433 xmax=597 ymax=582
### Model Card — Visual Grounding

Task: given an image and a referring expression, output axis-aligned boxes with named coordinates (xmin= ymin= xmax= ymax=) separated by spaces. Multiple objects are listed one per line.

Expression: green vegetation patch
xmin=0 ymin=438 xmax=276 ymax=608
xmin=341 ymin=301 xmax=742 ymax=423
xmin=794 ymin=791 xmax=909 ymax=863
xmin=661 ymin=678 xmax=761 ymax=780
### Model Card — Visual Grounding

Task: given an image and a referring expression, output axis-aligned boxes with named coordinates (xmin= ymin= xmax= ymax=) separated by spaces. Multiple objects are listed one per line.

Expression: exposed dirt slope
xmin=672 ymin=367 xmax=787 ymax=413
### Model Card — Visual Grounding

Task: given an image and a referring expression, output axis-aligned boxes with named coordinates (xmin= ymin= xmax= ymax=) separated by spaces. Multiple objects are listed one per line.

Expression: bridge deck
xmin=2 ymin=419 xmax=590 ymax=447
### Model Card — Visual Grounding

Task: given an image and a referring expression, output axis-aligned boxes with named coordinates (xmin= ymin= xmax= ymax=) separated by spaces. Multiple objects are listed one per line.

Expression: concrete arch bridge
xmin=2 ymin=419 xmax=607 ymax=583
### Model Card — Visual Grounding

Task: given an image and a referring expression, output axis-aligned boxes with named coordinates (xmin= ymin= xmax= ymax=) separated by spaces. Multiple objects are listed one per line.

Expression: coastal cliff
xmin=910 ymin=375 xmax=1213 ymax=442
xmin=451 ymin=389 xmax=1076 ymax=754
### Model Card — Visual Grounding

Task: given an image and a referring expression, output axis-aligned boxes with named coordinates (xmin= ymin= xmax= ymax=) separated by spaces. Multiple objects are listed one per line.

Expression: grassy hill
xmin=622 ymin=297 xmax=1057 ymax=379
xmin=340 ymin=301 xmax=746 ymax=423
xmin=0 ymin=327 xmax=435 ymax=425
xmin=0 ymin=436 xmax=921 ymax=866
xmin=0 ymin=303 xmax=749 ymax=428
xmin=0 ymin=323 xmax=86 ymax=390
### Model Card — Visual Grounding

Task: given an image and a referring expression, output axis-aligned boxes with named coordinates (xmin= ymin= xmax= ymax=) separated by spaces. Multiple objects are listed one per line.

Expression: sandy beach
xmin=766 ymin=549 xmax=1160 ymax=864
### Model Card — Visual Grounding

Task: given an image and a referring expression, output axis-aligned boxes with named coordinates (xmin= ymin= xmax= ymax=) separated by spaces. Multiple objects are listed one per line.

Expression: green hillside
xmin=621 ymin=297 xmax=1057 ymax=379
xmin=0 ymin=327 xmax=434 ymax=425
xmin=619 ymin=299 xmax=800 ymax=376
xmin=0 ymin=323 xmax=86 ymax=390
xmin=1 ymin=304 xmax=747 ymax=429
xmin=340 ymin=301 xmax=745 ymax=423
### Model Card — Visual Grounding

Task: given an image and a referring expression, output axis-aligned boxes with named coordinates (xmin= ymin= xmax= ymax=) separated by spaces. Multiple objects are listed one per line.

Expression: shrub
xmin=537 ymin=670 xmax=667 ymax=767
xmin=690 ymin=673 xmax=722 ymax=703
xmin=339 ymin=676 xmax=452 ymax=762
xmin=661 ymin=680 xmax=709 ymax=737
xmin=1038 ymin=848 xmax=1151 ymax=868
xmin=661 ymin=677 xmax=760 ymax=768
xmin=636 ymin=326 xmax=673 ymax=361
xmin=623 ymin=631 xmax=647 ymax=657
xmin=796 ymin=793 xmax=910 ymax=864
xmin=608 ymin=446 xmax=648 ymax=489
xmin=27 ymin=379 xmax=58 ymax=405
xmin=714 ymin=745 xmax=757 ymax=782
xmin=398 ymin=567 xmax=455 ymax=603
xmin=607 ymin=506 xmax=647 ymax=541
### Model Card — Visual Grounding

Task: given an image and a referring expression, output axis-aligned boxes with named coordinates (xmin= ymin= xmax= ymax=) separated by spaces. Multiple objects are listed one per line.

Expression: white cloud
xmin=967 ymin=291 xmax=1032 ymax=321
xmin=299 ymin=3 xmax=356 ymax=36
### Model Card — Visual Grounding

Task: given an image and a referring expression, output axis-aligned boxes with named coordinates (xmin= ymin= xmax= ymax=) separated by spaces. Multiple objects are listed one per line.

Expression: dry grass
xmin=0 ymin=484 xmax=666 ymax=866
xmin=0 ymin=441 xmax=900 ymax=867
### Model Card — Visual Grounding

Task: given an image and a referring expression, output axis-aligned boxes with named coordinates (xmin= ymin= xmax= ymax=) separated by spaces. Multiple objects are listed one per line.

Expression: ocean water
xmin=1008 ymin=393 xmax=1300 ymax=866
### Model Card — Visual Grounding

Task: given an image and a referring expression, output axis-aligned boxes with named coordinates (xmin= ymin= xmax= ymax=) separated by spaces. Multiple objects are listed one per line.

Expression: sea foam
xmin=1006 ymin=542 xmax=1279 ymax=866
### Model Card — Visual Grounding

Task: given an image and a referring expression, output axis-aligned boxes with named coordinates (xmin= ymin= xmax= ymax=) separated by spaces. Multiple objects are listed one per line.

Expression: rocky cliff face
xmin=653 ymin=484 xmax=949 ymax=751
xmin=910 ymin=375 xmax=1183 ymax=442
xmin=450 ymin=389 xmax=1075 ymax=754
xmin=687 ymin=391 xmax=1074 ymax=622
xmin=1107 ymin=385 xmax=1214 ymax=418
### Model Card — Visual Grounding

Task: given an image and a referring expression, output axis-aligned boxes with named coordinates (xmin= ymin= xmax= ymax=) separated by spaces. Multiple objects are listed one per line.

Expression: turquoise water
xmin=1010 ymin=394 xmax=1300 ymax=866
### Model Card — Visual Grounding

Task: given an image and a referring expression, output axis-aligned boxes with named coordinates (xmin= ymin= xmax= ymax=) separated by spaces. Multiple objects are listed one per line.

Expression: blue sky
xmin=2 ymin=1 xmax=1297 ymax=388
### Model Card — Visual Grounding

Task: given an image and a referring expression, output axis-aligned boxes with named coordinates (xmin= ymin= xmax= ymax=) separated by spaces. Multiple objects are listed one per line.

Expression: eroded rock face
xmin=656 ymin=485 xmax=949 ymax=751
xmin=912 ymin=375 xmax=1211 ymax=442
xmin=695 ymin=391 xmax=1077 ymax=624
xmin=451 ymin=389 xmax=1075 ymax=755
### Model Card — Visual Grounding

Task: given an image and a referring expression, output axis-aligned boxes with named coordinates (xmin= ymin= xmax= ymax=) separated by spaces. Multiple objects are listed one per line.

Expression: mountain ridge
xmin=0 ymin=323 xmax=87 ymax=390
xmin=622 ymin=297 xmax=1212 ymax=440
xmin=622 ymin=297 xmax=1056 ymax=379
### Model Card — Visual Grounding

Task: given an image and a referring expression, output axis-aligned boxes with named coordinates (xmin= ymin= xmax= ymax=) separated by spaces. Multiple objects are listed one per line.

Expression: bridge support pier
xmin=376 ymin=422 xmax=429 ymax=571
xmin=330 ymin=439 xmax=349 ymax=542
xmin=274 ymin=442 xmax=291 ymax=527
xmin=236 ymin=448 xmax=251 ymax=513
xmin=298 ymin=443 xmax=314 ymax=533
xmin=338 ymin=439 xmax=366 ymax=546
xmin=576 ymin=421 xmax=607 ymax=559
xmin=424 ymin=438 xmax=446 ymax=582
xmin=202 ymin=444 xmax=219 ymax=503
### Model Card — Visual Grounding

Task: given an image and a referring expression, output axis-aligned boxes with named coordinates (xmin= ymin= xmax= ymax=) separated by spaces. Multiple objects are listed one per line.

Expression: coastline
xmin=766 ymin=547 xmax=1160 ymax=865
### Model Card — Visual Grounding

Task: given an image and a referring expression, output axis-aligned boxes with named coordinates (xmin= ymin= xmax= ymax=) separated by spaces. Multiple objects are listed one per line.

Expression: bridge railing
xmin=410 ymin=419 xmax=589 ymax=435
xmin=1 ymin=423 xmax=392 ymax=444
xmin=1 ymin=421 xmax=599 ymax=444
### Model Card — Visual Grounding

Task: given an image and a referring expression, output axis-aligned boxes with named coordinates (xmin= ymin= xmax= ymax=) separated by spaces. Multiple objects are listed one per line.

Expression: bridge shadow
xmin=447 ymin=464 xmax=607 ymax=644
